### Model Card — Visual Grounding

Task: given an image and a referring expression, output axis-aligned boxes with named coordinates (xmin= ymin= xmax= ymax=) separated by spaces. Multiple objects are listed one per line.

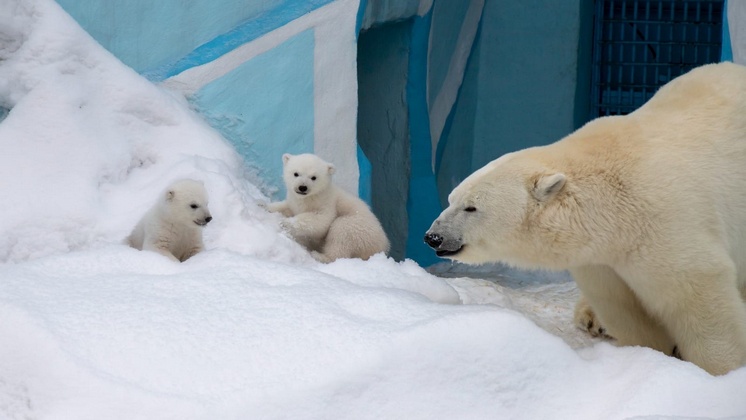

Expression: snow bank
xmin=0 ymin=1 xmax=744 ymax=419
xmin=0 ymin=0 xmax=298 ymax=264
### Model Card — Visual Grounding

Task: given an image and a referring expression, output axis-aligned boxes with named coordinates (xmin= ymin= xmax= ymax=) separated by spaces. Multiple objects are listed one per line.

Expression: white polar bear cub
xmin=266 ymin=153 xmax=390 ymax=263
xmin=425 ymin=62 xmax=746 ymax=376
xmin=128 ymin=179 xmax=212 ymax=262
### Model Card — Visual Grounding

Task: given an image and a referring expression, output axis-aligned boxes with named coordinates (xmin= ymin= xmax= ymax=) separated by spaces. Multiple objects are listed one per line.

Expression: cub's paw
xmin=574 ymin=297 xmax=612 ymax=339
xmin=279 ymin=218 xmax=294 ymax=232
xmin=310 ymin=251 xmax=333 ymax=264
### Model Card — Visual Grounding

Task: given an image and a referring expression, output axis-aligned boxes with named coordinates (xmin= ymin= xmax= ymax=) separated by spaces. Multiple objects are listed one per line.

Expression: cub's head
xmin=162 ymin=179 xmax=212 ymax=227
xmin=282 ymin=153 xmax=334 ymax=198
xmin=424 ymin=152 xmax=578 ymax=269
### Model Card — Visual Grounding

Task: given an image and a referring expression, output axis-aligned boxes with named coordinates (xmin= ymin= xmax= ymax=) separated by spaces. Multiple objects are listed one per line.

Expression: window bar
xmin=668 ymin=1 xmax=673 ymax=83
xmin=607 ymin=0 xmax=615 ymax=115
xmin=616 ymin=0 xmax=627 ymax=115
xmin=655 ymin=0 xmax=662 ymax=86
xmin=694 ymin=1 xmax=700 ymax=62
xmin=641 ymin=2 xmax=650 ymax=104
xmin=681 ymin=0 xmax=689 ymax=66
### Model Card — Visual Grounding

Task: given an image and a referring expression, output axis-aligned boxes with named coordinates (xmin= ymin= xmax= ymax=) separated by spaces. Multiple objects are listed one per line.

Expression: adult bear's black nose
xmin=205 ymin=216 xmax=213 ymax=223
xmin=424 ymin=232 xmax=443 ymax=249
xmin=299 ymin=185 xmax=308 ymax=192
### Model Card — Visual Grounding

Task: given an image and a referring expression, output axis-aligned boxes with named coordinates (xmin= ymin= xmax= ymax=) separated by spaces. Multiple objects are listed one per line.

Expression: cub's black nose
xmin=299 ymin=185 xmax=308 ymax=192
xmin=205 ymin=216 xmax=213 ymax=223
xmin=424 ymin=232 xmax=443 ymax=248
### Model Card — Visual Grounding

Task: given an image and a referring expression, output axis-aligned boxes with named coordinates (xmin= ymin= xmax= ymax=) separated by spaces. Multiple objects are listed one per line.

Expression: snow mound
xmin=0 ymin=1 xmax=744 ymax=419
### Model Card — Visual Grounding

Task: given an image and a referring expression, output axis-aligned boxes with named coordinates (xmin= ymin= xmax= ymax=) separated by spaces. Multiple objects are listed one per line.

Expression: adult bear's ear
xmin=166 ymin=190 xmax=175 ymax=201
xmin=282 ymin=154 xmax=292 ymax=165
xmin=532 ymin=173 xmax=566 ymax=201
xmin=327 ymin=163 xmax=335 ymax=175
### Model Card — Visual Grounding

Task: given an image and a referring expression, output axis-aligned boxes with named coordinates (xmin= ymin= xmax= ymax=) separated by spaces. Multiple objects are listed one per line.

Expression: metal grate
xmin=590 ymin=0 xmax=724 ymax=118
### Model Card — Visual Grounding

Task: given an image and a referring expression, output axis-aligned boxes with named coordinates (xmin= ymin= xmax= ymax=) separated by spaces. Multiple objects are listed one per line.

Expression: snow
xmin=0 ymin=1 xmax=744 ymax=419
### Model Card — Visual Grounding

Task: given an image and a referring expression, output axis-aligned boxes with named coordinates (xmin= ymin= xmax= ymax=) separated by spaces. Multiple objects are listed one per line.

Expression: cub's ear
xmin=282 ymin=154 xmax=293 ymax=165
xmin=532 ymin=173 xmax=566 ymax=201
xmin=327 ymin=163 xmax=335 ymax=175
xmin=166 ymin=190 xmax=175 ymax=201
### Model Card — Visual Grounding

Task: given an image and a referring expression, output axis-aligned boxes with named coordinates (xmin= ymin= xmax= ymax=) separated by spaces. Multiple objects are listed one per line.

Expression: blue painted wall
xmin=428 ymin=1 xmax=473 ymax=108
xmin=405 ymin=11 xmax=442 ymax=267
xmin=359 ymin=0 xmax=420 ymax=30
xmin=192 ymin=31 xmax=315 ymax=198
xmin=434 ymin=26 xmax=481 ymax=206
xmin=435 ymin=0 xmax=584 ymax=208
xmin=56 ymin=0 xmax=284 ymax=73
xmin=722 ymin=0 xmax=733 ymax=61
xmin=471 ymin=0 xmax=582 ymax=170
xmin=357 ymin=19 xmax=412 ymax=261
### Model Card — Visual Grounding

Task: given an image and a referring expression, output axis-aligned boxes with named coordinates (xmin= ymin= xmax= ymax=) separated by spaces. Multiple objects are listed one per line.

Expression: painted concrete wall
xmin=191 ymin=31 xmax=315 ymax=197
xmin=55 ymin=0 xmax=285 ymax=73
xmin=359 ymin=0 xmax=420 ymax=30
xmin=357 ymin=20 xmax=412 ymax=261
xmin=471 ymin=0 xmax=582 ymax=170
xmin=434 ymin=33 xmax=481 ymax=205
xmin=727 ymin=0 xmax=746 ymax=64
xmin=434 ymin=0 xmax=584 ymax=208
xmin=58 ymin=0 xmax=360 ymax=200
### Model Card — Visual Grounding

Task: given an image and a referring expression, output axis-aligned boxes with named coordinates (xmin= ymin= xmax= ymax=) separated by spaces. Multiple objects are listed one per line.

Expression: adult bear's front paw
xmin=574 ymin=298 xmax=613 ymax=339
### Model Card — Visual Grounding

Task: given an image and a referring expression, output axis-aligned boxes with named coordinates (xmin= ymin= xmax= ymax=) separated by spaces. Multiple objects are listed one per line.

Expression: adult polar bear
xmin=425 ymin=62 xmax=746 ymax=376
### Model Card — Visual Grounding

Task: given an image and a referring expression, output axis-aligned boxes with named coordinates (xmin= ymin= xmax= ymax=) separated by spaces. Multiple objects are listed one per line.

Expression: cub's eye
xmin=190 ymin=204 xmax=199 ymax=209
xmin=294 ymin=172 xmax=299 ymax=177
xmin=464 ymin=206 xmax=476 ymax=212
xmin=311 ymin=176 xmax=317 ymax=181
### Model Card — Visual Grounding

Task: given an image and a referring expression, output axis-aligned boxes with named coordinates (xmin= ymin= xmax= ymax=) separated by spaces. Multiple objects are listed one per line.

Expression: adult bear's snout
xmin=424 ymin=232 xmax=443 ymax=248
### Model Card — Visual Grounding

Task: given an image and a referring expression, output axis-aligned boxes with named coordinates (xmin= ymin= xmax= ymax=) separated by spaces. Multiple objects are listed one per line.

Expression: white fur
xmin=425 ymin=62 xmax=746 ymax=375
xmin=127 ymin=179 xmax=212 ymax=262
xmin=266 ymin=153 xmax=390 ymax=262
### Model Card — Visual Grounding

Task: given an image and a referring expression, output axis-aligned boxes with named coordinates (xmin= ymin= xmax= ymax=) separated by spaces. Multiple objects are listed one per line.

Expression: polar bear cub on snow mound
xmin=425 ymin=62 xmax=746 ymax=376
xmin=127 ymin=179 xmax=212 ymax=262
xmin=266 ymin=153 xmax=390 ymax=263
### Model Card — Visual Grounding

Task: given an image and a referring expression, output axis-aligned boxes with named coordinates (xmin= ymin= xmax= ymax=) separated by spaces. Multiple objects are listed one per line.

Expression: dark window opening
xmin=590 ymin=0 xmax=724 ymax=118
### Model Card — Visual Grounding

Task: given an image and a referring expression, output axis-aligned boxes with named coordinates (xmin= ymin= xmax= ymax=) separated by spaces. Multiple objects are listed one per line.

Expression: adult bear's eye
xmin=464 ymin=206 xmax=476 ymax=212
xmin=190 ymin=204 xmax=199 ymax=209
xmin=311 ymin=176 xmax=316 ymax=181
xmin=294 ymin=172 xmax=299 ymax=177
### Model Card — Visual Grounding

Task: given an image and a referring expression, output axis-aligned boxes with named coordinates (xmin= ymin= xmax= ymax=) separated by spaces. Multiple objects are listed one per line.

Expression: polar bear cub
xmin=127 ymin=179 xmax=212 ymax=262
xmin=425 ymin=62 xmax=746 ymax=375
xmin=266 ymin=153 xmax=390 ymax=263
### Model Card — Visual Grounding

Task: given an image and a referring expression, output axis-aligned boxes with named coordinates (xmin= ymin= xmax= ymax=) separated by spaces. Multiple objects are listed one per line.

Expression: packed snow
xmin=0 ymin=1 xmax=744 ymax=419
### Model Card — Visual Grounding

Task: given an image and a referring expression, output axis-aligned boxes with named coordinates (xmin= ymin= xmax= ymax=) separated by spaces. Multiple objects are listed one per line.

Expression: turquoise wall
xmin=357 ymin=20 xmax=412 ymax=261
xmin=471 ymin=0 xmax=582 ymax=170
xmin=192 ymin=31 xmax=315 ymax=198
xmin=435 ymin=0 xmax=584 ymax=208
xmin=434 ymin=29 xmax=481 ymax=205
xmin=428 ymin=1 xmax=473 ymax=109
xmin=56 ymin=0 xmax=284 ymax=72
xmin=359 ymin=0 xmax=419 ymax=30
xmin=56 ymin=0 xmax=337 ymax=199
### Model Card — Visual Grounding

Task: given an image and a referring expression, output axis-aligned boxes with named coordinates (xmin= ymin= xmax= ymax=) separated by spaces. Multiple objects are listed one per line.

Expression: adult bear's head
xmin=424 ymin=149 xmax=599 ymax=270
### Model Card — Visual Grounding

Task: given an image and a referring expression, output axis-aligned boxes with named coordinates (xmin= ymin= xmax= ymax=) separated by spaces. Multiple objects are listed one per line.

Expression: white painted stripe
xmin=428 ymin=0 xmax=484 ymax=167
xmin=161 ymin=0 xmax=351 ymax=96
xmin=312 ymin=0 xmax=360 ymax=195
